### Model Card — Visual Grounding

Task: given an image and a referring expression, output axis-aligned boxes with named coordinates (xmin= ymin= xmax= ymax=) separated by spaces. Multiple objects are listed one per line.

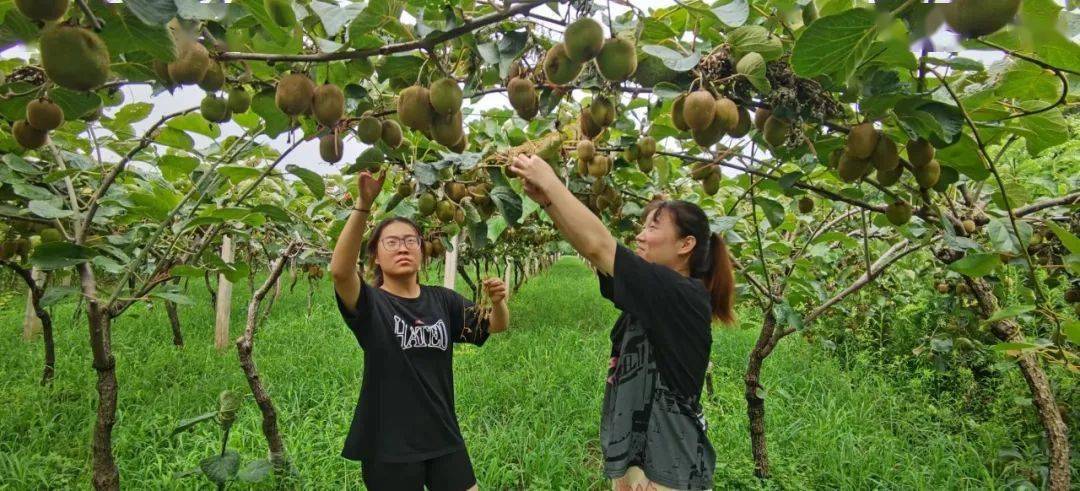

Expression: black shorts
xmin=361 ymin=449 xmax=476 ymax=491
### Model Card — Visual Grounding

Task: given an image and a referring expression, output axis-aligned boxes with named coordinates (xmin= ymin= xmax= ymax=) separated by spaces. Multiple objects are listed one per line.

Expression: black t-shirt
xmin=597 ymin=245 xmax=715 ymax=489
xmin=335 ymin=277 xmax=489 ymax=463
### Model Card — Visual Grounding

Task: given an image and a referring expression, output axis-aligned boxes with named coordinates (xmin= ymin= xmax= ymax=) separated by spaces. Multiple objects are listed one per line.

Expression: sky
xmin=1 ymin=1 xmax=1010 ymax=178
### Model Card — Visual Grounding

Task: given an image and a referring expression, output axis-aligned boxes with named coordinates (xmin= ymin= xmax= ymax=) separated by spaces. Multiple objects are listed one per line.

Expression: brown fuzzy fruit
xmin=915 ymin=159 xmax=941 ymax=189
xmin=754 ymin=107 xmax=771 ymax=133
xmin=198 ymin=62 xmax=226 ymax=92
xmin=436 ymin=200 xmax=456 ymax=222
xmin=429 ymin=78 xmax=463 ymax=116
xmin=153 ymin=60 xmax=176 ymax=90
xmin=15 ymin=0 xmax=68 ymax=21
xmin=846 ymin=123 xmax=879 ymax=160
xmin=396 ymin=85 xmax=434 ymax=132
xmin=683 ymin=90 xmax=716 ymax=132
xmin=875 ymin=163 xmax=903 ymax=187
xmin=702 ymin=172 xmax=720 ymax=195
xmin=418 ymin=193 xmax=437 ymax=216
xmin=798 ymin=197 xmax=814 ymax=214
xmin=936 ymin=283 xmax=950 ymax=294
xmin=671 ymin=94 xmax=689 ymax=132
xmin=312 ymin=83 xmax=345 ymax=127
xmin=13 ymin=120 xmax=48 ymax=150
xmin=41 ymin=25 xmax=110 ymax=91
xmin=1064 ymin=286 xmax=1080 ymax=304
xmin=448 ymin=134 xmax=467 ymax=153
xmin=638 ymin=136 xmax=656 ymax=158
xmin=729 ymin=106 xmax=752 ymax=138
xmin=943 ymin=0 xmax=1021 ymax=38
xmin=837 ymin=151 xmax=871 ymax=183
xmin=26 ymin=99 xmax=64 ymax=131
xmin=870 ymin=135 xmax=899 ymax=172
xmin=381 ymin=120 xmax=403 ymax=148
xmin=431 ymin=111 xmax=464 ymax=147
xmin=638 ymin=155 xmax=654 ymax=174
xmin=588 ymin=155 xmax=611 ymax=178
xmin=577 ymin=140 xmax=596 ymax=162
xmin=507 ymin=77 xmax=538 ymax=119
xmin=692 ymin=114 xmax=726 ymax=147
xmin=446 ymin=182 xmax=469 ymax=203
xmin=168 ymin=40 xmax=211 ymax=86
xmin=906 ymin=138 xmax=935 ymax=168
xmin=714 ymin=97 xmax=740 ymax=133
xmin=275 ymin=74 xmax=315 ymax=116
xmin=886 ymin=201 xmax=913 ymax=226
xmin=319 ymin=133 xmax=344 ymax=164
xmin=763 ymin=116 xmax=790 ymax=147
xmin=962 ymin=219 xmax=977 ymax=234
xmin=580 ymin=110 xmax=603 ymax=139
xmin=596 ymin=37 xmax=637 ymax=81
xmin=565 ymin=17 xmax=604 ymax=63
xmin=356 ymin=116 xmax=382 ymax=144
xmin=544 ymin=43 xmax=584 ymax=85
xmin=589 ymin=96 xmax=615 ymax=127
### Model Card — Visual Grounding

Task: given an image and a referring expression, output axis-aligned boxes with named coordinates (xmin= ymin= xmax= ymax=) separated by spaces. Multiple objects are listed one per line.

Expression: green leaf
xmin=735 ymin=52 xmax=771 ymax=93
xmin=151 ymin=291 xmax=194 ymax=305
xmin=311 ymin=1 xmax=366 ymax=37
xmin=28 ymin=200 xmax=73 ymax=219
xmin=199 ymin=449 xmax=241 ymax=486
xmin=29 ymin=241 xmax=97 ymax=270
xmin=123 ymin=0 xmax=178 ymax=25
xmin=728 ymin=25 xmax=784 ymax=61
xmin=40 ymin=286 xmax=78 ymax=307
xmin=167 ymin=112 xmax=221 ymax=139
xmin=986 ymin=218 xmax=1032 ymax=255
xmin=1045 ymin=222 xmax=1080 ymax=255
xmin=237 ymin=459 xmax=273 ymax=483
xmin=1008 ymin=103 xmax=1068 ymax=156
xmin=47 ymin=87 xmax=101 ymax=121
xmin=1063 ymin=320 xmax=1080 ymax=345
xmin=154 ymin=127 xmax=195 ymax=151
xmin=287 ymin=164 xmax=325 ymax=199
xmin=894 ymin=99 xmax=965 ymax=148
xmin=171 ymin=411 xmax=218 ymax=436
xmin=641 ymin=45 xmax=701 ymax=72
xmin=712 ymin=0 xmax=749 ymax=27
xmin=948 ymin=253 xmax=1000 ymax=278
xmin=170 ymin=265 xmax=204 ymax=278
xmin=791 ymin=8 xmax=878 ymax=82
xmin=756 ymin=197 xmax=785 ymax=228
xmin=93 ymin=3 xmax=175 ymax=61
xmin=217 ymin=165 xmax=263 ymax=183
xmin=982 ymin=304 xmax=1035 ymax=325
xmin=489 ymin=185 xmax=522 ymax=226
xmin=990 ymin=342 xmax=1037 ymax=352
xmin=251 ymin=90 xmax=291 ymax=138
xmin=158 ymin=155 xmax=200 ymax=182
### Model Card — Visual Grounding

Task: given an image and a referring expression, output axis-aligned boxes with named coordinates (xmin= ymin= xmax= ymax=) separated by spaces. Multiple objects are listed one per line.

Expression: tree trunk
xmin=745 ymin=310 xmax=777 ymax=479
xmin=22 ymin=267 xmax=44 ymax=340
xmin=165 ymin=301 xmax=183 ymax=347
xmin=79 ymin=263 xmax=120 ymax=490
xmin=214 ymin=235 xmax=234 ymax=350
xmin=443 ymin=233 xmax=460 ymax=289
xmin=965 ymin=277 xmax=1071 ymax=490
xmin=236 ymin=246 xmax=298 ymax=472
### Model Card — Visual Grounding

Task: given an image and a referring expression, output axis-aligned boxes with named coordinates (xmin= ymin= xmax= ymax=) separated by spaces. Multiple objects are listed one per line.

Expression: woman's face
xmin=634 ymin=208 xmax=695 ymax=269
xmin=375 ymin=221 xmax=423 ymax=279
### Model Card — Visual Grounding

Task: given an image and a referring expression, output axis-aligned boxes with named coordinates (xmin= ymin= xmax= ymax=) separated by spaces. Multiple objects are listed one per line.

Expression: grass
xmin=0 ymin=258 xmax=1022 ymax=489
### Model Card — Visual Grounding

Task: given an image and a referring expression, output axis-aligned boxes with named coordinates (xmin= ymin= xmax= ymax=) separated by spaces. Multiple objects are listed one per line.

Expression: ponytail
xmin=705 ymin=233 xmax=736 ymax=325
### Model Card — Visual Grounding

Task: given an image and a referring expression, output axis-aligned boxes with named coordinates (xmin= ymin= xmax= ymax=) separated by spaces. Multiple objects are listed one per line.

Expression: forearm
xmin=487 ymin=300 xmax=509 ymax=333
xmin=329 ymin=204 xmax=369 ymax=279
xmin=542 ymin=184 xmax=616 ymax=275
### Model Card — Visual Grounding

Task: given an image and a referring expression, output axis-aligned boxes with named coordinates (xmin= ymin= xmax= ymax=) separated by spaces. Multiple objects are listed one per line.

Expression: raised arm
xmin=509 ymin=154 xmax=616 ymax=275
xmin=330 ymin=171 xmax=383 ymax=312
xmin=482 ymin=278 xmax=510 ymax=333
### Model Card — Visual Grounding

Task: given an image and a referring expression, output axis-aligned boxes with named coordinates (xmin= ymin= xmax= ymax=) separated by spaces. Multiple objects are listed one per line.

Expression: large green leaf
xmin=123 ymin=0 xmax=178 ymax=25
xmin=237 ymin=459 xmax=273 ymax=483
xmin=287 ymin=164 xmax=326 ymax=199
xmin=948 ymin=253 xmax=1000 ymax=278
xmin=641 ymin=45 xmax=701 ymax=72
xmin=29 ymin=241 xmax=97 ymax=270
xmin=199 ymin=449 xmax=241 ymax=486
xmin=894 ymin=99 xmax=965 ymax=148
xmin=93 ymin=2 xmax=175 ymax=61
xmin=791 ymin=8 xmax=878 ymax=83
xmin=1008 ymin=103 xmax=1069 ymax=156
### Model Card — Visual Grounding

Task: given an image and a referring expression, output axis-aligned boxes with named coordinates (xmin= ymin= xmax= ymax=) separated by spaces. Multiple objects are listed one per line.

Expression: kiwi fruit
xmin=729 ymin=106 xmax=752 ymax=138
xmin=683 ymin=90 xmax=716 ymax=132
xmin=875 ymin=163 xmax=903 ymax=187
xmin=623 ymin=144 xmax=640 ymax=163
xmin=962 ymin=219 xmax=977 ymax=234
xmin=453 ymin=207 xmax=466 ymax=225
xmin=432 ymin=111 xmax=464 ymax=147
xmin=507 ymin=77 xmax=538 ymax=119
xmin=638 ymin=155 xmax=654 ymax=174
xmin=381 ymin=120 xmax=403 ymax=148
xmin=153 ymin=60 xmax=176 ymax=90
xmin=943 ymin=0 xmax=1020 ymax=38
xmin=446 ymin=182 xmax=469 ymax=203
xmin=846 ymin=123 xmax=879 ymax=160
xmin=396 ymin=179 xmax=414 ymax=197
xmin=577 ymin=140 xmax=596 ymax=162
xmin=580 ymin=110 xmax=603 ymax=139
xmin=312 ymin=83 xmax=345 ymax=127
xmin=396 ymin=85 xmax=434 ymax=132
xmin=870 ymin=135 xmax=899 ymax=172
xmin=564 ymin=17 xmax=604 ymax=63
xmin=906 ymin=138 xmax=935 ymax=167
xmin=198 ymin=62 xmax=226 ymax=92
xmin=638 ymin=136 xmax=656 ymax=158
xmin=885 ymin=201 xmax=913 ymax=226
xmin=38 ymin=228 xmax=62 ymax=243
xmin=692 ymin=115 xmax=726 ymax=147
xmin=792 ymin=197 xmax=811 ymax=214
xmin=671 ymin=94 xmax=689 ymax=132
xmin=588 ymin=155 xmax=611 ymax=178
xmin=690 ymin=163 xmax=716 ymax=181
xmin=596 ymin=37 xmax=637 ymax=81
xmin=915 ymin=159 xmax=941 ymax=189
xmin=429 ymin=78 xmax=463 ymax=116
xmin=319 ymin=133 xmax=344 ymax=163
xmin=712 ymin=97 xmax=739 ymax=133
xmin=227 ymin=88 xmax=251 ymax=113
xmin=436 ymin=200 xmax=456 ymax=222
xmin=762 ymin=116 xmax=790 ymax=147
xmin=26 ymin=99 xmax=64 ymax=131
xmin=837 ymin=152 xmax=871 ymax=183
xmin=449 ymin=134 xmax=468 ymax=153
xmin=264 ymin=0 xmax=297 ymax=28
xmin=589 ymin=96 xmax=615 ymax=127
xmin=356 ymin=116 xmax=382 ymax=144
xmin=543 ymin=43 xmax=584 ymax=85
xmin=702 ymin=172 xmax=721 ymax=195
xmin=200 ymin=94 xmax=231 ymax=123
xmin=15 ymin=0 xmax=68 ymax=21
xmin=274 ymin=73 xmax=315 ymax=116
xmin=40 ymin=25 xmax=110 ymax=91
xmin=936 ymin=282 xmax=950 ymax=294
xmin=753 ymin=107 xmax=771 ymax=133
xmin=168 ymin=40 xmax=211 ymax=86
xmin=418 ymin=192 xmax=437 ymax=217
xmin=13 ymin=120 xmax=48 ymax=150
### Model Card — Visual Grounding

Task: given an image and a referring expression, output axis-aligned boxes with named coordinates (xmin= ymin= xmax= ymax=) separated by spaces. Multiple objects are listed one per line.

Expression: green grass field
xmin=0 ymin=258 xmax=1026 ymax=489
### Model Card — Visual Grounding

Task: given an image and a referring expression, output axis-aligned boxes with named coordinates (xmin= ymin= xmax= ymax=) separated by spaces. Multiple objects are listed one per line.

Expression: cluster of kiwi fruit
xmin=422 ymin=235 xmax=447 ymax=258
xmin=574 ymin=140 xmax=611 ymax=179
xmin=21 ymin=0 xmax=110 ymax=94
xmin=273 ymin=73 xmax=350 ymax=161
xmin=347 ymin=113 xmax=404 ymax=164
xmin=0 ymin=225 xmax=62 ymax=263
xmin=588 ymin=179 xmax=623 ymax=215
xmin=506 ymin=63 xmax=539 ymax=121
xmin=942 ymin=0 xmax=1021 ymax=38
xmin=689 ymin=162 xmax=721 ymax=196
xmin=155 ymin=32 xmax=251 ymax=126
xmin=396 ymin=78 xmax=468 ymax=153
xmin=672 ymin=90 xmax=751 ymax=148
xmin=545 ymin=18 xmax=637 ymax=85
xmin=12 ymin=98 xmax=65 ymax=150
xmin=579 ymin=95 xmax=616 ymax=139
xmin=622 ymin=136 xmax=658 ymax=174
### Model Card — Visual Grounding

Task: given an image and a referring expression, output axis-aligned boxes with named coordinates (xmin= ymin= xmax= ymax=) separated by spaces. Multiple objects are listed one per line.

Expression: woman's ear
xmin=678 ymin=235 xmax=697 ymax=256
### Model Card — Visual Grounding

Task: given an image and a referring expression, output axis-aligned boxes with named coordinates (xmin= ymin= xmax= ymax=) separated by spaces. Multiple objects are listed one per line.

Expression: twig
xmin=76 ymin=0 xmax=102 ymax=31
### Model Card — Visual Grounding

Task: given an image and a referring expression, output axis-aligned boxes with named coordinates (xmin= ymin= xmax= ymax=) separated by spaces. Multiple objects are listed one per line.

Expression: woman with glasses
xmin=509 ymin=154 xmax=735 ymax=491
xmin=330 ymin=170 xmax=509 ymax=491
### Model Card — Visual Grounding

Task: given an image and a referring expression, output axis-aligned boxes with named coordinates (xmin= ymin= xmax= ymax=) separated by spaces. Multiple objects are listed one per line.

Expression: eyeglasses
xmin=380 ymin=235 xmax=422 ymax=251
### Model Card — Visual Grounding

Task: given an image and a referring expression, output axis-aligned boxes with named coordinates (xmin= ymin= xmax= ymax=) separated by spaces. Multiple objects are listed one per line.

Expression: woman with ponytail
xmin=510 ymin=155 xmax=735 ymax=491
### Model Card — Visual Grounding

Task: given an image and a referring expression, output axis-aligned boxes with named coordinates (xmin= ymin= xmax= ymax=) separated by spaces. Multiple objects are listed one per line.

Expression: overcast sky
xmin=1 ymin=1 xmax=1008 ymax=178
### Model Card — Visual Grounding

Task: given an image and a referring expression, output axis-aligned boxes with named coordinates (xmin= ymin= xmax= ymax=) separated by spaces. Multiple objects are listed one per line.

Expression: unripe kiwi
xmin=915 ymin=159 xmax=941 ymax=189
xmin=589 ymin=96 xmax=615 ymax=127
xmin=754 ymin=107 xmax=771 ymax=133
xmin=875 ymin=163 xmax=903 ymax=187
xmin=580 ymin=110 xmax=603 ymax=139
xmin=418 ymin=192 xmax=437 ymax=216
xmin=798 ymin=197 xmax=814 ymax=214
xmin=596 ymin=37 xmax=637 ymax=81
xmin=381 ymin=120 xmax=403 ymax=148
xmin=431 ymin=111 xmax=464 ymax=147
xmin=312 ymin=83 xmax=345 ymax=127
xmin=638 ymin=136 xmax=656 ymax=158
xmin=26 ymin=99 xmax=64 ymax=131
xmin=168 ymin=40 xmax=211 ymax=86
xmin=870 ymin=134 xmax=899 ymax=172
xmin=454 ymin=207 xmax=466 ymax=225
xmin=671 ymin=94 xmax=689 ymax=132
xmin=41 ymin=25 xmax=110 ymax=91
xmin=729 ymin=106 xmax=752 ymax=138
xmin=396 ymin=179 xmax=414 ymax=197
xmin=227 ymin=88 xmax=251 ymax=113
xmin=543 ymin=43 xmax=583 ymax=85
xmin=692 ymin=115 xmax=726 ymax=147
xmin=714 ymin=97 xmax=740 ymax=133
xmin=356 ymin=116 xmax=382 ymax=144
xmin=396 ymin=85 xmax=434 ymax=132
xmin=507 ymin=77 xmax=538 ymax=119
xmin=886 ymin=201 xmax=913 ymax=226
xmin=429 ymin=78 xmax=463 ymax=116
xmin=683 ymin=90 xmax=716 ymax=132
xmin=906 ymin=138 xmax=935 ymax=168
xmin=690 ymin=162 xmax=716 ymax=181
xmin=198 ymin=62 xmax=226 ymax=92
xmin=962 ymin=219 xmax=977 ymax=234
xmin=577 ymin=140 xmax=596 ymax=162
xmin=446 ymin=182 xmax=469 ymax=203
xmin=837 ymin=151 xmax=871 ymax=183
xmin=13 ymin=120 xmax=48 ymax=150
xmin=564 ymin=17 xmax=604 ymax=63
xmin=14 ymin=0 xmax=68 ymax=21
xmin=436 ymin=200 xmax=456 ymax=222
xmin=264 ymin=0 xmax=297 ymax=28
xmin=588 ymin=155 xmax=611 ymax=178
xmin=762 ymin=116 xmax=790 ymax=147
xmin=39 ymin=228 xmax=62 ymax=243
xmin=200 ymin=94 xmax=231 ymax=123
xmin=702 ymin=172 xmax=720 ymax=195
xmin=275 ymin=73 xmax=315 ymax=116
xmin=319 ymin=133 xmax=344 ymax=163
xmin=637 ymin=155 xmax=654 ymax=174
xmin=845 ymin=123 xmax=879 ymax=160
xmin=448 ymin=134 xmax=467 ymax=153
xmin=943 ymin=0 xmax=1020 ymax=38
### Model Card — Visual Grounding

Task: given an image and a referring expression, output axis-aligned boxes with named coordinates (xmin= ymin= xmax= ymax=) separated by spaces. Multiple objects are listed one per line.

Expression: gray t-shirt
xmin=597 ymin=245 xmax=715 ymax=489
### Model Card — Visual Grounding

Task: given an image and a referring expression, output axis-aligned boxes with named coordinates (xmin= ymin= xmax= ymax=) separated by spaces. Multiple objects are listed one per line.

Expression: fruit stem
xmin=76 ymin=0 xmax=103 ymax=31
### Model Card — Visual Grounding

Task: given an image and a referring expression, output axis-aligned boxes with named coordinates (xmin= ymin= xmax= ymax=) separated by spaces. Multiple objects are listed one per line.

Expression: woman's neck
xmin=380 ymin=274 xmax=421 ymax=298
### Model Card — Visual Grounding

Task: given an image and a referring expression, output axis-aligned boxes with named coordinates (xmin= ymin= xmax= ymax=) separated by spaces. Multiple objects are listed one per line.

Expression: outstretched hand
xmin=481 ymin=277 xmax=508 ymax=304
xmin=356 ymin=169 xmax=385 ymax=208
xmin=509 ymin=154 xmax=562 ymax=206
